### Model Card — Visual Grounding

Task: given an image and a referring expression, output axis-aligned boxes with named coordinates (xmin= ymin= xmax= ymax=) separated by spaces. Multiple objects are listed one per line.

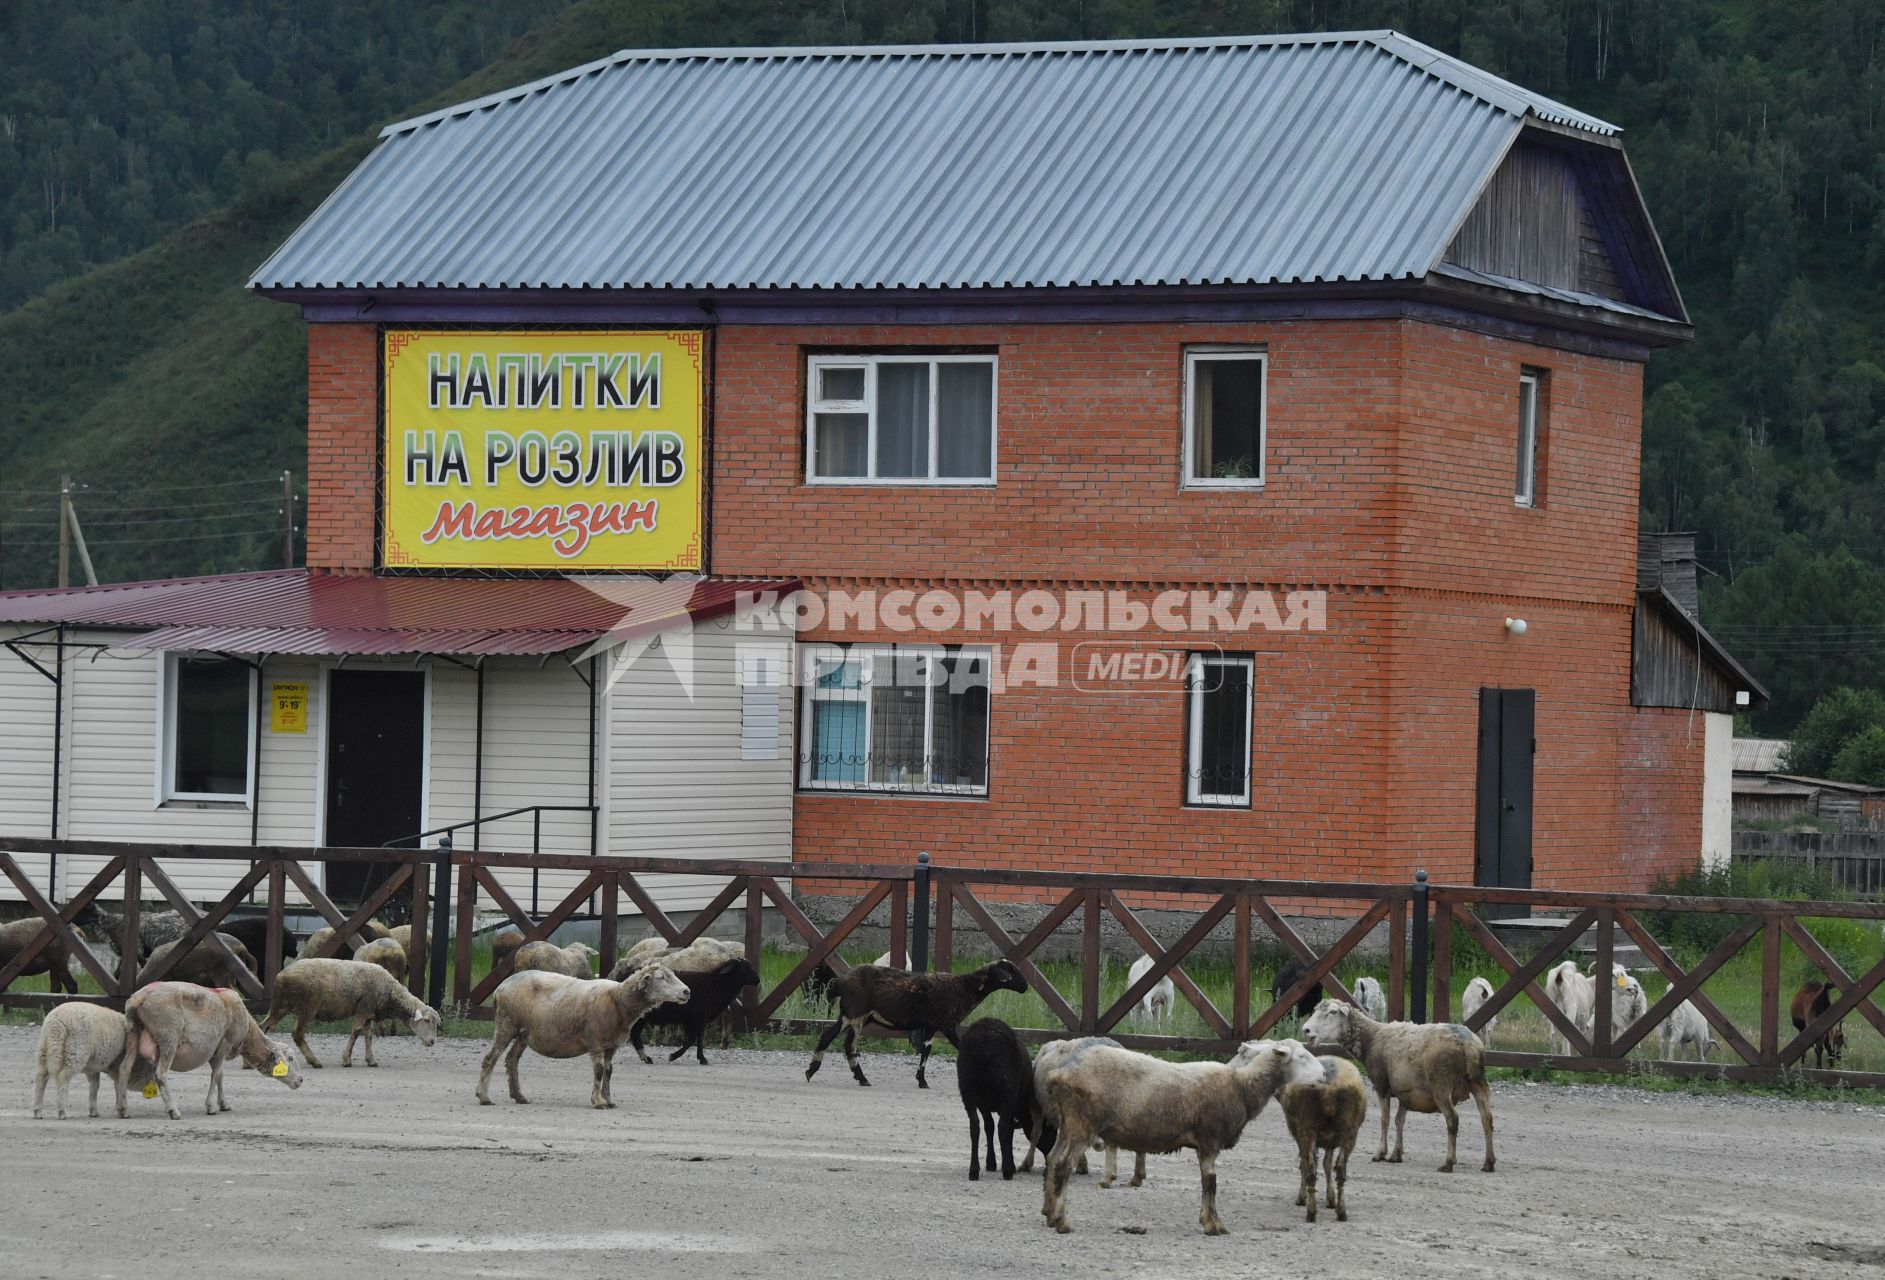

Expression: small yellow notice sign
xmin=270 ymin=682 xmax=309 ymax=734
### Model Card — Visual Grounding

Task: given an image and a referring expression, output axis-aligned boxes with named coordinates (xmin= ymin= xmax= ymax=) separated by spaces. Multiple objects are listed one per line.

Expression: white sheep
xmin=1126 ymin=954 xmax=1175 ymax=1021
xmin=610 ymin=936 xmax=743 ymax=981
xmin=261 ymin=957 xmax=441 ymax=1068
xmin=1460 ymin=976 xmax=1498 ymax=1049
xmin=118 ymin=982 xmax=303 ymax=1119
xmin=1028 ymin=1036 xmax=1143 ymax=1186
xmin=513 ymin=939 xmax=599 ymax=979
xmin=33 ymin=1003 xmax=133 ymax=1119
xmin=1658 ymin=998 xmax=1717 ymax=1061
xmin=476 ymin=963 xmax=691 ymax=1108
xmin=1545 ymin=960 xmax=1639 ymax=1054
xmin=1037 ymin=1037 xmax=1322 ymax=1235
xmin=1350 ymin=975 xmax=1387 ymax=1021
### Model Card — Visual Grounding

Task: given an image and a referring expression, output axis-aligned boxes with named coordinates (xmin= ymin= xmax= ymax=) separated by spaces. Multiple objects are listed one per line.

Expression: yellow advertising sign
xmin=270 ymin=681 xmax=309 ymax=734
xmin=381 ymin=330 xmax=706 ymax=571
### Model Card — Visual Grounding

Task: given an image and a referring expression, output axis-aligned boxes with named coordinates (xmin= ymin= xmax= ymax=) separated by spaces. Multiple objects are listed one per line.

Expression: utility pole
xmin=281 ymin=469 xmax=295 ymax=569
xmin=57 ymin=476 xmax=70 ymax=588
xmin=59 ymin=477 xmax=97 ymax=587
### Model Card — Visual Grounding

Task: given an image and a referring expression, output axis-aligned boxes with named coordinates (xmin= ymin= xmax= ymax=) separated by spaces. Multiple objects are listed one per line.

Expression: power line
xmin=7 ymin=526 xmax=282 ymax=547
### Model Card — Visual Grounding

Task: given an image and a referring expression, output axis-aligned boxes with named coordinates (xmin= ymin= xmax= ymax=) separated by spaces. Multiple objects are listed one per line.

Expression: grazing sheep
xmin=296 ymin=919 xmax=391 ymax=959
xmin=1270 ymin=958 xmax=1324 ymax=1021
xmin=1037 ymin=1038 xmax=1322 ymax=1235
xmin=261 ymin=957 xmax=441 ymax=1068
xmin=956 ymin=1018 xmax=1053 ymax=1181
xmin=490 ymin=929 xmax=526 ymax=969
xmin=136 ymin=932 xmax=257 ymax=988
xmin=1301 ymin=999 xmax=1495 ymax=1174
xmin=387 ymin=924 xmax=412 ymax=957
xmin=1791 ymin=980 xmax=1846 ymax=1069
xmin=0 ymin=917 xmax=79 ymax=994
xmin=1460 ymin=976 xmax=1498 ymax=1049
xmin=1028 ymin=1036 xmax=1140 ymax=1185
xmin=1263 ymin=1048 xmax=1369 ymax=1222
xmin=1127 ymin=954 xmax=1176 ymax=1021
xmin=354 ymin=936 xmax=408 ymax=984
xmin=629 ymin=957 xmax=760 ymax=1065
xmin=805 ymin=959 xmax=1028 ymax=1088
xmin=33 ymin=1003 xmax=133 ymax=1119
xmin=607 ymin=936 xmax=744 ymax=982
xmin=1658 ymin=998 xmax=1717 ymax=1061
xmin=514 ymin=939 xmax=599 ymax=979
xmin=1350 ymin=976 xmax=1388 ymax=1022
xmin=476 ymin=964 xmax=690 ymax=1108
xmin=118 ymin=982 xmax=303 ymax=1119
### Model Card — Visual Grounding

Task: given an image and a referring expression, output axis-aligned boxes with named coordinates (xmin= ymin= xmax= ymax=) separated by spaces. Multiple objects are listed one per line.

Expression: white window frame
xmin=1182 ymin=346 xmax=1268 ymax=489
xmin=805 ymin=353 xmax=999 ymax=485
xmin=154 ymin=652 xmax=259 ymax=807
xmin=798 ymin=643 xmax=991 ymax=796
xmin=1185 ymin=653 xmax=1253 ymax=808
xmin=1516 ymin=369 xmax=1541 ymax=507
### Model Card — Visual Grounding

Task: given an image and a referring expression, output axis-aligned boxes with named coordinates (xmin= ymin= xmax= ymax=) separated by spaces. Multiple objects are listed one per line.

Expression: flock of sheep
xmin=15 ymin=908 xmax=1856 ymax=1237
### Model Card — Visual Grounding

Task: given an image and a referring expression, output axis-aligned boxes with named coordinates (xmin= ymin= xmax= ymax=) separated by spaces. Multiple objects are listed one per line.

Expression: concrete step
xmin=1483 ymin=915 xmax=1648 ymax=970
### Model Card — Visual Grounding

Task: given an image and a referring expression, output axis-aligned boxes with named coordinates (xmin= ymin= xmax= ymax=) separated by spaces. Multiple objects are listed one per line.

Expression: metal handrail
xmin=379 ymin=804 xmax=599 ymax=849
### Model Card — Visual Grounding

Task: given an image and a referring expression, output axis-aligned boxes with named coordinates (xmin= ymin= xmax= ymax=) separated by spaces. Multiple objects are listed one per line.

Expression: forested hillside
xmin=2 ymin=0 xmax=1884 ymax=734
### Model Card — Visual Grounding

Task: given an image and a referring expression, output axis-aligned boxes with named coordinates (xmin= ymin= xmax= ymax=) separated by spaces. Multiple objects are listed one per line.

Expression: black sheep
xmin=630 ymin=958 xmax=762 ymax=1065
xmin=217 ymin=915 xmax=299 ymax=972
xmin=805 ymin=959 xmax=1027 ymax=1088
xmin=956 ymin=1018 xmax=1054 ymax=1181
xmin=1271 ymin=957 xmax=1324 ymax=1021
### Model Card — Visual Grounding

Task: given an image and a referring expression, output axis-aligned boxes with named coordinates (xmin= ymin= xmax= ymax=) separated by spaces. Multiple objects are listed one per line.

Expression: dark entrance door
xmin=1475 ymin=688 xmax=1535 ymax=920
xmin=325 ymin=670 xmax=426 ymax=905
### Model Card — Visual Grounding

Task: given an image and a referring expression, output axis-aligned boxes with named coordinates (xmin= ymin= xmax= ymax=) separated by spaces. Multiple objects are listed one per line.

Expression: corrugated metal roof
xmin=1731 ymin=737 xmax=1790 ymax=775
xmin=0 ymin=570 xmax=794 ymax=656
xmin=250 ymin=32 xmax=1615 ymax=295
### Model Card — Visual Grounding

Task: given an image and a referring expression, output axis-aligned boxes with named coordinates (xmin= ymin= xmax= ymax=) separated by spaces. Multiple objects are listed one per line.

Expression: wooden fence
xmin=1732 ymin=829 xmax=1885 ymax=898
xmin=4 ymin=838 xmax=1884 ymax=1088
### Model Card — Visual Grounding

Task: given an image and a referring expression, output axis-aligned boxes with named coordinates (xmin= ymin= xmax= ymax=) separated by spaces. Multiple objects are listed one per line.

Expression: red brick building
xmin=0 ymin=33 xmax=1765 ymax=907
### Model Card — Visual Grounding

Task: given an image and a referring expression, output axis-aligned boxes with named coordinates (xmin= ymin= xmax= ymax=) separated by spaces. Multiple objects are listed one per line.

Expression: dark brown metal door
xmin=1476 ymin=688 xmax=1535 ymax=917
xmin=324 ymin=670 xmax=426 ymax=904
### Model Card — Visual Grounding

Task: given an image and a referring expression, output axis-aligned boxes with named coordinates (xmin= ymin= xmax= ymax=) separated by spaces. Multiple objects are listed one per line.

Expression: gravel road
xmin=1 ymin=1024 xmax=1882 ymax=1279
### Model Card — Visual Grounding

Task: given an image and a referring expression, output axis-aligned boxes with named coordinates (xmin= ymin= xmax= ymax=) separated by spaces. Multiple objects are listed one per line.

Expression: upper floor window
xmin=799 ymin=644 xmax=990 ymax=796
xmin=1184 ymin=348 xmax=1267 ymax=486
xmin=1516 ymin=369 xmax=1544 ymax=507
xmin=159 ymin=654 xmax=256 ymax=804
xmin=806 ymin=354 xmax=996 ymax=483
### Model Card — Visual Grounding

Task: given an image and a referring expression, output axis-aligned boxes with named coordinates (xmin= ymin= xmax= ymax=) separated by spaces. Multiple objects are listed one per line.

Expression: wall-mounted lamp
xmin=1735 ymin=690 xmax=1751 ymax=707
xmin=1504 ymin=617 xmax=1529 ymax=636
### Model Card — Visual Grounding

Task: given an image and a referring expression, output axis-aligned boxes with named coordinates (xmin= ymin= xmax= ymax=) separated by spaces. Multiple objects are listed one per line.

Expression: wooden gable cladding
xmin=1445 ymin=140 xmax=1625 ymax=302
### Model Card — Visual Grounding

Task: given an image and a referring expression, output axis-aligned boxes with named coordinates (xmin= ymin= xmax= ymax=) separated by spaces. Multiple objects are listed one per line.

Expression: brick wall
xmin=306 ymin=323 xmax=377 ymax=571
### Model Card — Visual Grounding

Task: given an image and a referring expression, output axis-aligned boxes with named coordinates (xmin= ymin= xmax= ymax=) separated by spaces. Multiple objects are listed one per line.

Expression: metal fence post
xmin=1410 ymin=868 xmax=1429 ymax=1024
xmin=428 ymin=834 xmax=453 ymax=1011
xmin=912 ymin=851 xmax=931 ymax=973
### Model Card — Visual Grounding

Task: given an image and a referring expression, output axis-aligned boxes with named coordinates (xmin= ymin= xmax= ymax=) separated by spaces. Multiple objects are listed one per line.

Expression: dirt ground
xmin=1 ymin=1025 xmax=1883 ymax=1280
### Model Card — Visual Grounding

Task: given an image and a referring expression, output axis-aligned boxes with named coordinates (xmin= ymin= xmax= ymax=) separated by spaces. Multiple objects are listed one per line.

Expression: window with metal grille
xmin=1186 ymin=653 xmax=1252 ymax=807
xmin=799 ymin=644 xmax=990 ymax=795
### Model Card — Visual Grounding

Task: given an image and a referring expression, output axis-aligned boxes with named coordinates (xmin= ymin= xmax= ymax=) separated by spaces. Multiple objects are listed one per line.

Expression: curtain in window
xmin=931 ymin=653 xmax=990 ymax=788
xmin=937 ymin=362 xmax=994 ymax=478
xmin=815 ymin=412 xmax=868 ymax=477
xmin=876 ymin=363 xmax=931 ymax=478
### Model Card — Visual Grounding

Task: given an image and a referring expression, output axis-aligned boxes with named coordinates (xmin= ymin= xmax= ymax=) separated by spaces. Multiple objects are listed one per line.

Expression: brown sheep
xmin=806 ymin=960 xmax=1027 ymax=1088
xmin=0 ymin=917 xmax=79 ymax=994
xmin=490 ymin=929 xmax=526 ymax=969
xmin=1791 ymin=980 xmax=1846 ymax=1069
xmin=136 ymin=933 xmax=257 ymax=988
xmin=1301 ymin=1000 xmax=1495 ymax=1174
xmin=1265 ymin=1048 xmax=1370 ymax=1222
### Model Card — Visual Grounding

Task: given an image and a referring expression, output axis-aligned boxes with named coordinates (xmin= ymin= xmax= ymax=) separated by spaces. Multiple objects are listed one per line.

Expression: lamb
xmin=296 ymin=919 xmax=391 ymax=959
xmin=118 ymin=981 xmax=303 ymax=1119
xmin=1460 ymin=976 xmax=1498 ymax=1049
xmin=354 ymin=936 xmax=408 ymax=984
xmin=476 ymin=963 xmax=691 ymax=1108
xmin=1658 ymin=997 xmax=1717 ymax=1061
xmin=1028 ymin=1036 xmax=1141 ymax=1186
xmin=1350 ymin=976 xmax=1387 ymax=1022
xmin=956 ymin=1017 xmax=1054 ymax=1181
xmin=136 ymin=932 xmax=257 ymax=987
xmin=1301 ymin=999 xmax=1495 ymax=1174
xmin=1037 ymin=1037 xmax=1322 ymax=1235
xmin=514 ymin=939 xmax=599 ymax=979
xmin=261 ymin=957 xmax=442 ymax=1068
xmin=0 ymin=917 xmax=79 ymax=994
xmin=33 ymin=1003 xmax=133 ymax=1119
xmin=629 ymin=956 xmax=761 ymax=1065
xmin=1261 ymin=1047 xmax=1370 ymax=1222
xmin=1127 ymin=954 xmax=1176 ymax=1021
xmin=1791 ymin=980 xmax=1846 ymax=1069
xmin=805 ymin=959 xmax=1027 ymax=1088
xmin=1270 ymin=957 xmax=1324 ymax=1020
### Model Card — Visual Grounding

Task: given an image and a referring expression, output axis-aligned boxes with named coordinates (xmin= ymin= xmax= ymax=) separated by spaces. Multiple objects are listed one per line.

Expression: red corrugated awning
xmin=0 ymin=570 xmax=796 ymax=657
